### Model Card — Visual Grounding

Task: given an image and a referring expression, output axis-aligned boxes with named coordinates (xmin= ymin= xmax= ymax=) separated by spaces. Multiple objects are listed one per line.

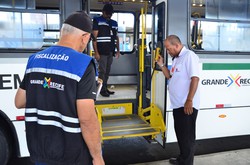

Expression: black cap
xmin=102 ymin=4 xmax=114 ymax=15
xmin=64 ymin=11 xmax=92 ymax=33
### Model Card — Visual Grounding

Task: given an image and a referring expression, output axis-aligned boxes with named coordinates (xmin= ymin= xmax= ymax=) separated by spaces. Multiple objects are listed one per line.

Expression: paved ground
xmin=8 ymin=135 xmax=250 ymax=165
xmin=131 ymin=149 xmax=250 ymax=165
xmin=102 ymin=135 xmax=250 ymax=165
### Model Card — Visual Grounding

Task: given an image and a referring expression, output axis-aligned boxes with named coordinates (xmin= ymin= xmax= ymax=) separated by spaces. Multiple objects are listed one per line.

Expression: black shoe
xmin=100 ymin=91 xmax=110 ymax=97
xmin=169 ymin=158 xmax=179 ymax=165
xmin=107 ymin=89 xmax=115 ymax=95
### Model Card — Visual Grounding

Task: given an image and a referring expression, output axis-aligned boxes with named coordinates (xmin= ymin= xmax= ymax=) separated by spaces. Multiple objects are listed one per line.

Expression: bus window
xmin=115 ymin=13 xmax=135 ymax=52
xmin=190 ymin=0 xmax=250 ymax=52
xmin=0 ymin=11 xmax=21 ymax=49
xmin=90 ymin=11 xmax=135 ymax=53
xmin=139 ymin=14 xmax=152 ymax=53
xmin=0 ymin=11 xmax=60 ymax=49
xmin=153 ymin=2 xmax=165 ymax=53
xmin=43 ymin=14 xmax=60 ymax=47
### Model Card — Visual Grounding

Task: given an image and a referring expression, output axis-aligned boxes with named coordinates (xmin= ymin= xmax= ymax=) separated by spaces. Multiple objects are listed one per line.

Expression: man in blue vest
xmin=92 ymin=4 xmax=120 ymax=97
xmin=15 ymin=11 xmax=104 ymax=165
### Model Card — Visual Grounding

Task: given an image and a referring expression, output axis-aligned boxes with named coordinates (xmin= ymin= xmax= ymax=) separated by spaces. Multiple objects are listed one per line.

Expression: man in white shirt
xmin=157 ymin=35 xmax=200 ymax=165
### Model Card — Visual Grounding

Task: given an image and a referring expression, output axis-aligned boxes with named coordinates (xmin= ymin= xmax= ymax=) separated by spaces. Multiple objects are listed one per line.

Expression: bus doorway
xmin=90 ymin=0 xmax=166 ymax=145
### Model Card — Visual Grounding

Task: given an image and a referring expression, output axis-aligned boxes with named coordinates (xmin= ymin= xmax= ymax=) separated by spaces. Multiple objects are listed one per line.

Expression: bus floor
xmin=96 ymin=84 xmax=151 ymax=101
xmin=8 ymin=135 xmax=250 ymax=165
xmin=97 ymin=84 xmax=138 ymax=101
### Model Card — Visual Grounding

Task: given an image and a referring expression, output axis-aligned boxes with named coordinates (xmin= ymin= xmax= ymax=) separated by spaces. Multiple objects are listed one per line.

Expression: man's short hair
xmin=64 ymin=11 xmax=92 ymax=33
xmin=166 ymin=35 xmax=182 ymax=45
xmin=102 ymin=4 xmax=114 ymax=15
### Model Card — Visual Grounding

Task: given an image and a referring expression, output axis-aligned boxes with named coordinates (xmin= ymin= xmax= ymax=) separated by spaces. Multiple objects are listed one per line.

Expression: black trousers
xmin=98 ymin=54 xmax=113 ymax=91
xmin=173 ymin=107 xmax=198 ymax=165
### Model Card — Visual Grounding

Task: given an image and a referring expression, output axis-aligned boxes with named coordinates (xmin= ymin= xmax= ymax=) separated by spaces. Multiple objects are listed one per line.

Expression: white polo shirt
xmin=168 ymin=46 xmax=200 ymax=110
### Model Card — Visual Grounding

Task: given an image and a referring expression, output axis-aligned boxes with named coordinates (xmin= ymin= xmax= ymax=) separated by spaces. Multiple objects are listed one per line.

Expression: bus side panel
xmin=0 ymin=62 xmax=27 ymax=120
xmin=196 ymin=107 xmax=250 ymax=139
xmin=165 ymin=111 xmax=175 ymax=143
xmin=200 ymin=62 xmax=250 ymax=109
xmin=13 ymin=121 xmax=29 ymax=157
xmin=0 ymin=60 xmax=28 ymax=157
xmin=165 ymin=107 xmax=250 ymax=143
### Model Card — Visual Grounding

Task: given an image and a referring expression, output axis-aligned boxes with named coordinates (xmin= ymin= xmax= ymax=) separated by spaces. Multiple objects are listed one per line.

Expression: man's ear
xmin=81 ymin=33 xmax=89 ymax=43
xmin=175 ymin=43 xmax=180 ymax=50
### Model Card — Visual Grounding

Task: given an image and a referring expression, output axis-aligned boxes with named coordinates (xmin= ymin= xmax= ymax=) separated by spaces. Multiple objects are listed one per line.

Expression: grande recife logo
xmin=30 ymin=77 xmax=64 ymax=91
xmin=201 ymin=74 xmax=250 ymax=87
xmin=227 ymin=74 xmax=241 ymax=87
xmin=43 ymin=77 xmax=51 ymax=88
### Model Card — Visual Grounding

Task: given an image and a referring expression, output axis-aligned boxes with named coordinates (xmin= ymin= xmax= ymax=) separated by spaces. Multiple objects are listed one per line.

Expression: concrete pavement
xmin=131 ymin=148 xmax=250 ymax=165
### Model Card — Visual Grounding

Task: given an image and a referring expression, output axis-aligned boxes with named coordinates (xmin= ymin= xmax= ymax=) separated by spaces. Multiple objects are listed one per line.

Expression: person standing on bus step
xmin=92 ymin=4 xmax=120 ymax=97
xmin=14 ymin=11 xmax=104 ymax=165
xmin=156 ymin=35 xmax=200 ymax=165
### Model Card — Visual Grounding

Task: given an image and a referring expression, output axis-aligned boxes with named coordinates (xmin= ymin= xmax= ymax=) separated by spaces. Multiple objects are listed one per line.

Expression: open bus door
xmin=93 ymin=0 xmax=166 ymax=146
xmin=150 ymin=0 xmax=168 ymax=146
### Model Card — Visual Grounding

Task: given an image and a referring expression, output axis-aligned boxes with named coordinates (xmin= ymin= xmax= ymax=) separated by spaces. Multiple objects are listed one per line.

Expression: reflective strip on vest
xmin=26 ymin=67 xmax=81 ymax=82
xmin=25 ymin=108 xmax=81 ymax=133
xmin=97 ymin=36 xmax=111 ymax=42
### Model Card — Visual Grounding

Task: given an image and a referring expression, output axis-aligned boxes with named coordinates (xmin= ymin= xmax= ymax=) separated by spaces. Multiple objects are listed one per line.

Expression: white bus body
xmin=1 ymin=0 xmax=250 ymax=164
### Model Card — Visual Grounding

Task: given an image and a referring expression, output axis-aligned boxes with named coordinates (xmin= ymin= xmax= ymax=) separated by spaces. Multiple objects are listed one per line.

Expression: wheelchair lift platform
xmin=95 ymin=102 xmax=165 ymax=141
xmin=102 ymin=114 xmax=161 ymax=140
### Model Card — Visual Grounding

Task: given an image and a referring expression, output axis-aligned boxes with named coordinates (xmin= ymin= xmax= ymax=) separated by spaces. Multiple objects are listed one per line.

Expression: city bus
xmin=0 ymin=0 xmax=250 ymax=164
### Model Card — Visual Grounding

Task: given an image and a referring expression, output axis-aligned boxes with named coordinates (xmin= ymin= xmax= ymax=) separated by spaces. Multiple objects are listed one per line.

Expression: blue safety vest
xmin=93 ymin=15 xmax=118 ymax=55
xmin=24 ymin=45 xmax=96 ymax=165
